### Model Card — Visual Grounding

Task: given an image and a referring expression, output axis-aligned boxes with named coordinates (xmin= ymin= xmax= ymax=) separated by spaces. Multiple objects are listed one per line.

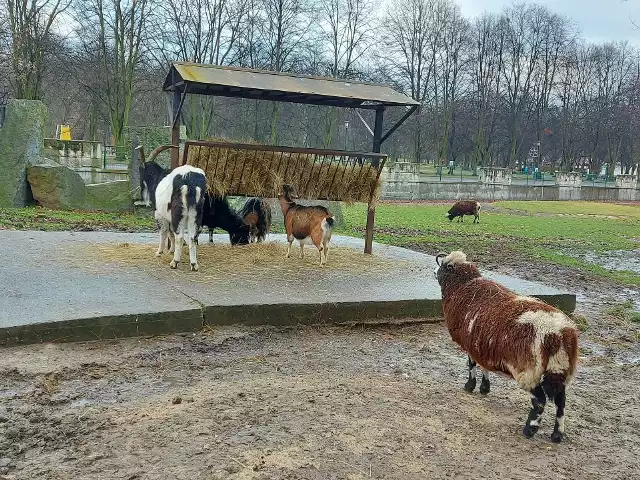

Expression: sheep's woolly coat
xmin=438 ymin=251 xmax=579 ymax=391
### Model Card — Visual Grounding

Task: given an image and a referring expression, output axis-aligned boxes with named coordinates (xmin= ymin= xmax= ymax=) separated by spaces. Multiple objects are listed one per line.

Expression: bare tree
xmin=469 ymin=13 xmax=506 ymax=167
xmin=319 ymin=0 xmax=374 ymax=146
xmin=75 ymin=0 xmax=152 ymax=145
xmin=432 ymin=1 xmax=469 ymax=165
xmin=3 ymin=0 xmax=70 ymax=100
xmin=383 ymin=0 xmax=440 ymax=162
xmin=148 ymin=0 xmax=248 ymax=139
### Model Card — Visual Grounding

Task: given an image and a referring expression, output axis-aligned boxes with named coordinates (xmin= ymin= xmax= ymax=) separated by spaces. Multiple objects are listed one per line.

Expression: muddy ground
xmin=1 ymin=249 xmax=639 ymax=479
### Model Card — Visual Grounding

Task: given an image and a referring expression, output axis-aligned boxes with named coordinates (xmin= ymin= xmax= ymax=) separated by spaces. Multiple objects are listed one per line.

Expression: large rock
xmin=85 ymin=180 xmax=133 ymax=211
xmin=0 ymin=100 xmax=48 ymax=207
xmin=27 ymin=164 xmax=133 ymax=212
xmin=27 ymin=164 xmax=85 ymax=210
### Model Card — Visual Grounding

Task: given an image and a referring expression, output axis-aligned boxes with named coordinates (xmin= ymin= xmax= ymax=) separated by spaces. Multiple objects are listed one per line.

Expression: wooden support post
xmin=171 ymin=90 xmax=181 ymax=169
xmin=130 ymin=136 xmax=140 ymax=202
xmin=364 ymin=107 xmax=385 ymax=255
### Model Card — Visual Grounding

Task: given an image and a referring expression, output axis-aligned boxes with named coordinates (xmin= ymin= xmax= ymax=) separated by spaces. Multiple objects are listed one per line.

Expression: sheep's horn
xmin=435 ymin=253 xmax=447 ymax=266
xmin=146 ymin=144 xmax=179 ymax=163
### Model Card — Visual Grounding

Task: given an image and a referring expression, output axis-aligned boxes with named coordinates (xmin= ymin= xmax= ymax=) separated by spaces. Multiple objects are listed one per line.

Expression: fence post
xmin=130 ymin=136 xmax=140 ymax=203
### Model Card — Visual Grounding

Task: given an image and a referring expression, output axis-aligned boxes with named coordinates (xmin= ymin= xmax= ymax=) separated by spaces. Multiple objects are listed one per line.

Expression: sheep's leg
xmin=188 ymin=235 xmax=198 ymax=271
xmin=168 ymin=231 xmax=175 ymax=253
xmin=209 ymin=228 xmax=214 ymax=243
xmin=299 ymin=243 xmax=305 ymax=259
xmin=523 ymin=385 xmax=547 ymax=439
xmin=156 ymin=223 xmax=169 ymax=256
xmin=550 ymin=387 xmax=566 ymax=443
xmin=464 ymin=356 xmax=477 ymax=392
xmin=323 ymin=243 xmax=329 ymax=264
xmin=479 ymin=371 xmax=490 ymax=395
xmin=170 ymin=230 xmax=184 ymax=269
xmin=286 ymin=234 xmax=293 ymax=258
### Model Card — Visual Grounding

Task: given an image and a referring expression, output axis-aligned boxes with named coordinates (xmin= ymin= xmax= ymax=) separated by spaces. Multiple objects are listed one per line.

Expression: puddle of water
xmin=577 ymin=249 xmax=640 ymax=276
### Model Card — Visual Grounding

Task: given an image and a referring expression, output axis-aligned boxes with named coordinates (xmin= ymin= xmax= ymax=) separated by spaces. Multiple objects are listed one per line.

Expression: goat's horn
xmin=146 ymin=144 xmax=179 ymax=163
xmin=435 ymin=253 xmax=447 ymax=266
xmin=135 ymin=145 xmax=146 ymax=163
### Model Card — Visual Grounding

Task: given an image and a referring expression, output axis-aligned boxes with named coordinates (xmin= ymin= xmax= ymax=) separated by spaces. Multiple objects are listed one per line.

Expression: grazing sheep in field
xmin=434 ymin=251 xmax=579 ymax=443
xmin=278 ymin=184 xmax=335 ymax=266
xmin=154 ymin=165 xmax=207 ymax=271
xmin=200 ymin=194 xmax=251 ymax=245
xmin=239 ymin=197 xmax=272 ymax=243
xmin=446 ymin=200 xmax=481 ymax=223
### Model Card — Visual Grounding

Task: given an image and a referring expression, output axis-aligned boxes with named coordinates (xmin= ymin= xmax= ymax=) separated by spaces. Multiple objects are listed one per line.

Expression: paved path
xmin=0 ymin=230 xmax=575 ymax=346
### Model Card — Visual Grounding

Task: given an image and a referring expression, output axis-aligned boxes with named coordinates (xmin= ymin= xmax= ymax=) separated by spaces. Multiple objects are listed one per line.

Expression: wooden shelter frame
xmin=162 ymin=62 xmax=419 ymax=254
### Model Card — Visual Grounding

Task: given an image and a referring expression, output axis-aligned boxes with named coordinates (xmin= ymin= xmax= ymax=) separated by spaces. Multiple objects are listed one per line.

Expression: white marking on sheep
xmin=468 ymin=314 xmax=477 ymax=334
xmin=443 ymin=251 xmax=467 ymax=265
xmin=517 ymin=310 xmax=574 ymax=376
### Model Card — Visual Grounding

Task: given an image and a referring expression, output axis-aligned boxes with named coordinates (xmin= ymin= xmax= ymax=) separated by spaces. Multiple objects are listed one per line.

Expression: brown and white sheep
xmin=446 ymin=200 xmax=481 ymax=223
xmin=434 ymin=251 xmax=579 ymax=443
xmin=278 ymin=184 xmax=335 ymax=266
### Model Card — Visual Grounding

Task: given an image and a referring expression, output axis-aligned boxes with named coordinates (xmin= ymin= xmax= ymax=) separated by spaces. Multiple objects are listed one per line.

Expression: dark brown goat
xmin=239 ymin=197 xmax=272 ymax=243
xmin=278 ymin=184 xmax=335 ymax=266
xmin=446 ymin=200 xmax=481 ymax=223
xmin=434 ymin=251 xmax=579 ymax=443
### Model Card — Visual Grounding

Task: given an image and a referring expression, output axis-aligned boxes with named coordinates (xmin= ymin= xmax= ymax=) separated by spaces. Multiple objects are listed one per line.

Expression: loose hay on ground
xmin=70 ymin=241 xmax=406 ymax=282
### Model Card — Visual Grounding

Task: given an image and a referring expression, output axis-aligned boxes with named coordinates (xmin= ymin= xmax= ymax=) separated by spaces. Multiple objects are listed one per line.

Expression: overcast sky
xmin=456 ymin=0 xmax=640 ymax=44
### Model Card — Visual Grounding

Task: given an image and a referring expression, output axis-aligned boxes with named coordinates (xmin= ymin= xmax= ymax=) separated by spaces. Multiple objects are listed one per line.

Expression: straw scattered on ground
xmin=64 ymin=241 xmax=409 ymax=282
xmin=186 ymin=143 xmax=381 ymax=204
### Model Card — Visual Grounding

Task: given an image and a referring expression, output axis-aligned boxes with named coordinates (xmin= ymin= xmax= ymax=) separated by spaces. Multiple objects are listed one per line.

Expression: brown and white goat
xmin=278 ymin=184 xmax=335 ymax=266
xmin=434 ymin=251 xmax=579 ymax=443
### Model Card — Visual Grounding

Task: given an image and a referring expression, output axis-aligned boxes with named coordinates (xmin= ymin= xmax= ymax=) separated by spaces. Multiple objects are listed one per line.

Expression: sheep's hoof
xmin=479 ymin=379 xmax=490 ymax=395
xmin=463 ymin=379 xmax=476 ymax=393
xmin=523 ymin=425 xmax=538 ymax=438
xmin=155 ymin=251 xmax=163 ymax=257
xmin=190 ymin=262 xmax=199 ymax=272
xmin=169 ymin=260 xmax=178 ymax=269
xmin=550 ymin=431 xmax=563 ymax=443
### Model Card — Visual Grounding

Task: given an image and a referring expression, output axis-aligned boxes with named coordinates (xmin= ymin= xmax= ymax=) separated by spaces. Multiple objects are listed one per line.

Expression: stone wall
xmin=555 ymin=172 xmax=583 ymax=187
xmin=0 ymin=100 xmax=48 ymax=207
xmin=381 ymin=179 xmax=640 ymax=202
xmin=615 ymin=174 xmax=638 ymax=189
xmin=478 ymin=167 xmax=512 ymax=185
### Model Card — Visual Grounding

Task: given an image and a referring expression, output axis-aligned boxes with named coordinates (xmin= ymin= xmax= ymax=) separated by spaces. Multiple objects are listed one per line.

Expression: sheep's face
xmin=434 ymin=251 xmax=481 ymax=288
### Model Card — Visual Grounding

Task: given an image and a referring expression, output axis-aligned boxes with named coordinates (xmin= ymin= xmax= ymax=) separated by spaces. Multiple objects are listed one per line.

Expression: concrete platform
xmin=0 ymin=230 xmax=576 ymax=346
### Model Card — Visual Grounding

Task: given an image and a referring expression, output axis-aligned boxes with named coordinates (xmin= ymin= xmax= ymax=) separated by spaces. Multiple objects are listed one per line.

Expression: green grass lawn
xmin=0 ymin=207 xmax=154 ymax=232
xmin=2 ymin=201 xmax=639 ymax=285
xmin=341 ymin=201 xmax=640 ymax=285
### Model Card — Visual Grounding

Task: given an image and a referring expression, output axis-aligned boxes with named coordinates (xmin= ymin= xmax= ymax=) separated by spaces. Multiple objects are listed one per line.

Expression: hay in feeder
xmin=185 ymin=142 xmax=382 ymax=204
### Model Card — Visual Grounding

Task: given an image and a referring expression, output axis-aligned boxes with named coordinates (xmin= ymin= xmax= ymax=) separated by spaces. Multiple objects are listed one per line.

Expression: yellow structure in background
xmin=57 ymin=124 xmax=72 ymax=140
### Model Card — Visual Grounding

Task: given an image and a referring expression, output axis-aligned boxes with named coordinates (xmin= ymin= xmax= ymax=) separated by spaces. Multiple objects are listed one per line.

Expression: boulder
xmin=0 ymin=100 xmax=48 ymax=207
xmin=85 ymin=180 xmax=133 ymax=212
xmin=27 ymin=164 xmax=133 ymax=212
xmin=27 ymin=164 xmax=86 ymax=210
